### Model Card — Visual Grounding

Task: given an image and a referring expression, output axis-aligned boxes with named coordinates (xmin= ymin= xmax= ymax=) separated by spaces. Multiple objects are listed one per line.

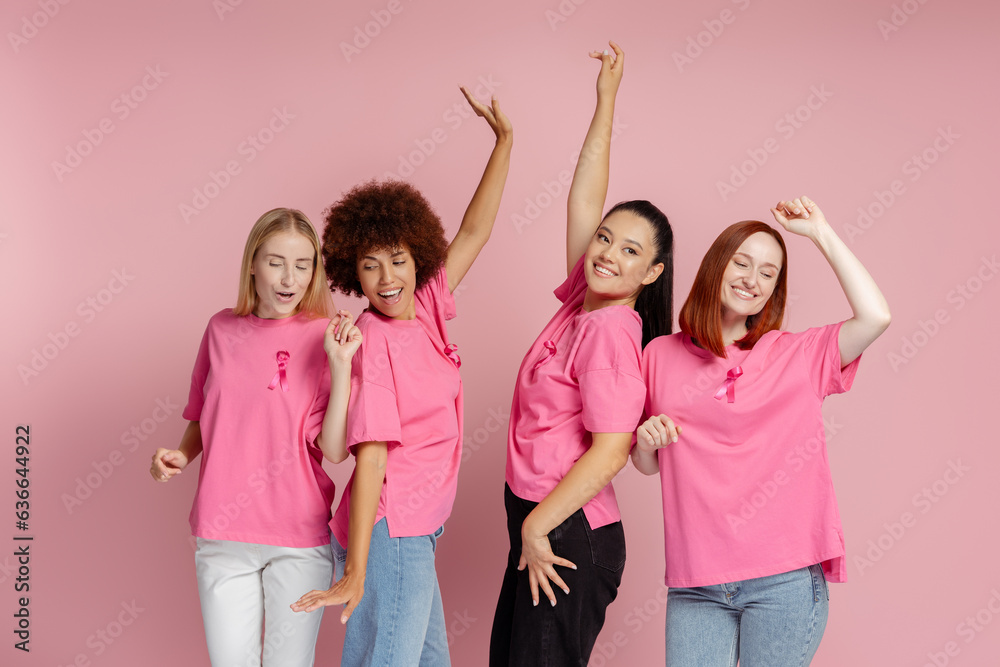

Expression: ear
xmin=641 ymin=262 xmax=664 ymax=286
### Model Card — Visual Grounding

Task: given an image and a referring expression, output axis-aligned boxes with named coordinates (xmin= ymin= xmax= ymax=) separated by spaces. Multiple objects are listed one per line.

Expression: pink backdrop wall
xmin=3 ymin=0 xmax=998 ymax=665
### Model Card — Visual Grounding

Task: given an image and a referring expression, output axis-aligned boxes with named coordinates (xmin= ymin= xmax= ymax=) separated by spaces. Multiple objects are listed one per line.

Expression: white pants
xmin=195 ymin=538 xmax=333 ymax=667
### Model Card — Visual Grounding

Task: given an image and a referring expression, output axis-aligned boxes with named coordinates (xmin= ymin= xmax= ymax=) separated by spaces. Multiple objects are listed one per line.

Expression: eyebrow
xmin=734 ymin=252 xmax=779 ymax=271
xmin=362 ymin=250 xmax=408 ymax=261
xmin=265 ymin=253 xmax=312 ymax=262
xmin=598 ymin=226 xmax=644 ymax=251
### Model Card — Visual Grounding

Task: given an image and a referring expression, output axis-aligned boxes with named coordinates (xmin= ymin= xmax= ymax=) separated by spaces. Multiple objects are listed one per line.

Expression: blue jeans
xmin=333 ymin=518 xmax=449 ymax=667
xmin=665 ymin=564 xmax=829 ymax=667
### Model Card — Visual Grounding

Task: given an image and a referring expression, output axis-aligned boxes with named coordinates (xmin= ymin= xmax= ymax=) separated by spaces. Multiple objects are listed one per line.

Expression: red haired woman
xmin=634 ymin=198 xmax=891 ymax=666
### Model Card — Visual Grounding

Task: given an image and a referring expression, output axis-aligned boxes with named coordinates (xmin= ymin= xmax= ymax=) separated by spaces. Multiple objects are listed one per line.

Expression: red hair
xmin=679 ymin=221 xmax=788 ymax=357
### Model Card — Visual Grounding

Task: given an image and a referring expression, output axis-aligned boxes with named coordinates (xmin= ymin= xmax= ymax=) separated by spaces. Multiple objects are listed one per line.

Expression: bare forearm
xmin=178 ymin=421 xmax=203 ymax=461
xmin=630 ymin=446 xmax=659 ymax=475
xmin=344 ymin=442 xmax=388 ymax=578
xmin=524 ymin=433 xmax=631 ymax=537
xmin=811 ymin=223 xmax=891 ymax=362
xmin=447 ymin=137 xmax=512 ymax=291
xmin=316 ymin=364 xmax=352 ymax=464
xmin=566 ymin=95 xmax=616 ymax=272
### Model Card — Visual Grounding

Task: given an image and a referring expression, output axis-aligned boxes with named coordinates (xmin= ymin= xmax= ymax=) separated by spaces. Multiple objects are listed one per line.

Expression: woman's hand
xmin=770 ymin=196 xmax=830 ymax=241
xmin=325 ymin=310 xmax=362 ymax=367
xmin=291 ymin=571 xmax=364 ymax=624
xmin=636 ymin=414 xmax=682 ymax=454
xmin=518 ymin=516 xmax=577 ymax=607
xmin=150 ymin=448 xmax=190 ymax=482
xmin=460 ymin=86 xmax=512 ymax=145
xmin=589 ymin=40 xmax=624 ymax=100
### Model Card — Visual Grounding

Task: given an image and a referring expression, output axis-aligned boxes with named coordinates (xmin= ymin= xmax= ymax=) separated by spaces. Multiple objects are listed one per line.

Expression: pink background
xmin=3 ymin=0 xmax=998 ymax=665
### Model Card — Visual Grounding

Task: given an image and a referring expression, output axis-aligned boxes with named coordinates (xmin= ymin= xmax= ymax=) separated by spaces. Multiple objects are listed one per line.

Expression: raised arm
xmin=291 ymin=440 xmax=387 ymax=623
xmin=444 ymin=87 xmax=513 ymax=292
xmin=771 ymin=196 xmax=892 ymax=365
xmin=566 ymin=41 xmax=624 ymax=276
xmin=314 ymin=310 xmax=362 ymax=464
xmin=518 ymin=431 xmax=631 ymax=607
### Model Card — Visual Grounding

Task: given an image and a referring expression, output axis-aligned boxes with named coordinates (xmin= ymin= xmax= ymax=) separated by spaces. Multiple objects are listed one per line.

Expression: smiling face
xmin=250 ymin=231 xmax=316 ymax=319
xmin=583 ymin=210 xmax=663 ymax=307
xmin=719 ymin=231 xmax=784 ymax=321
xmin=357 ymin=245 xmax=417 ymax=320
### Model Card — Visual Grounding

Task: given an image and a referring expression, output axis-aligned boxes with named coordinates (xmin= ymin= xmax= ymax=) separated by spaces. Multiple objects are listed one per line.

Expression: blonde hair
xmin=234 ymin=208 xmax=332 ymax=318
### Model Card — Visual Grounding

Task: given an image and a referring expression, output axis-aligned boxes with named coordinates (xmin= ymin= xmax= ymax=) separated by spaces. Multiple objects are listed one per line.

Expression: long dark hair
xmin=604 ymin=200 xmax=674 ymax=348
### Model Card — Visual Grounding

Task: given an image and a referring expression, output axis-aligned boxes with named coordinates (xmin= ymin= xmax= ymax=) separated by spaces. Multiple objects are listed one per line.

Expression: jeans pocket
xmin=584 ymin=519 xmax=626 ymax=572
xmin=809 ymin=563 xmax=829 ymax=603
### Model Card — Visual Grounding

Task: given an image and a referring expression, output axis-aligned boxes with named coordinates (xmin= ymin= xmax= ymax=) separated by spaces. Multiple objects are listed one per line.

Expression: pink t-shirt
xmin=183 ymin=309 xmax=335 ymax=548
xmin=331 ymin=267 xmax=462 ymax=544
xmin=641 ymin=322 xmax=860 ymax=586
xmin=506 ymin=256 xmax=645 ymax=529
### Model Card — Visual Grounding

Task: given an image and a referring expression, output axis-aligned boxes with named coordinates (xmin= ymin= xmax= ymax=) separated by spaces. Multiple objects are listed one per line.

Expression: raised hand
xmin=460 ymin=86 xmax=513 ymax=144
xmin=324 ymin=309 xmax=362 ymax=366
xmin=770 ymin=196 xmax=830 ymax=241
xmin=589 ymin=40 xmax=624 ymax=99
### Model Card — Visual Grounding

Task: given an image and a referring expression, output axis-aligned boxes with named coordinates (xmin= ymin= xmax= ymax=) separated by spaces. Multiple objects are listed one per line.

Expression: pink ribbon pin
xmin=714 ymin=365 xmax=743 ymax=403
xmin=267 ymin=350 xmax=290 ymax=392
xmin=533 ymin=340 xmax=557 ymax=370
xmin=444 ymin=343 xmax=461 ymax=368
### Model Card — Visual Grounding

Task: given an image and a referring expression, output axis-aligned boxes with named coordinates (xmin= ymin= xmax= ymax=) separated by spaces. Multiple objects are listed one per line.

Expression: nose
xmin=280 ymin=266 xmax=295 ymax=286
xmin=379 ymin=263 xmax=394 ymax=284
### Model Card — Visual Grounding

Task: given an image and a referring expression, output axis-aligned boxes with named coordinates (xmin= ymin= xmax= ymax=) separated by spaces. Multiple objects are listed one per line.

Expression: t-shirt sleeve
xmin=418 ymin=265 xmax=457 ymax=321
xmin=795 ymin=321 xmax=861 ymax=398
xmin=575 ymin=309 xmax=646 ymax=433
xmin=346 ymin=324 xmax=402 ymax=451
xmin=304 ymin=362 xmax=331 ymax=445
xmin=182 ymin=322 xmax=211 ymax=421
xmin=554 ymin=254 xmax=588 ymax=304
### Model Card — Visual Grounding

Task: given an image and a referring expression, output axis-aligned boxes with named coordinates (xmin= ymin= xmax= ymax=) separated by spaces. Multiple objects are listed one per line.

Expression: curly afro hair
xmin=322 ymin=180 xmax=449 ymax=298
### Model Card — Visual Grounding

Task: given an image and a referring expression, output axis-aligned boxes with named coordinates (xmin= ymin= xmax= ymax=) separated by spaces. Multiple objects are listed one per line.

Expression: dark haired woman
xmin=489 ymin=42 xmax=675 ymax=667
xmin=634 ymin=199 xmax=891 ymax=666
xmin=291 ymin=87 xmax=511 ymax=667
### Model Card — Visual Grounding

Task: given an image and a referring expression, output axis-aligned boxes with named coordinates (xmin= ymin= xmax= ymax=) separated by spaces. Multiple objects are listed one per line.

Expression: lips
xmin=276 ymin=291 xmax=297 ymax=302
xmin=378 ymin=287 xmax=403 ymax=304
xmin=593 ymin=262 xmax=617 ymax=278
xmin=731 ymin=285 xmax=757 ymax=300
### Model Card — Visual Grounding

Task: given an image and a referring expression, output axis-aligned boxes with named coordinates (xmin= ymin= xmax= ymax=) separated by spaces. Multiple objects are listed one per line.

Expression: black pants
xmin=489 ymin=484 xmax=626 ymax=666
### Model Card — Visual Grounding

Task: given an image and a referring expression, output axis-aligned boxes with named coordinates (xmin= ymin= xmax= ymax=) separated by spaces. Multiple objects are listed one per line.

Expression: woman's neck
xmin=582 ymin=288 xmax=637 ymax=313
